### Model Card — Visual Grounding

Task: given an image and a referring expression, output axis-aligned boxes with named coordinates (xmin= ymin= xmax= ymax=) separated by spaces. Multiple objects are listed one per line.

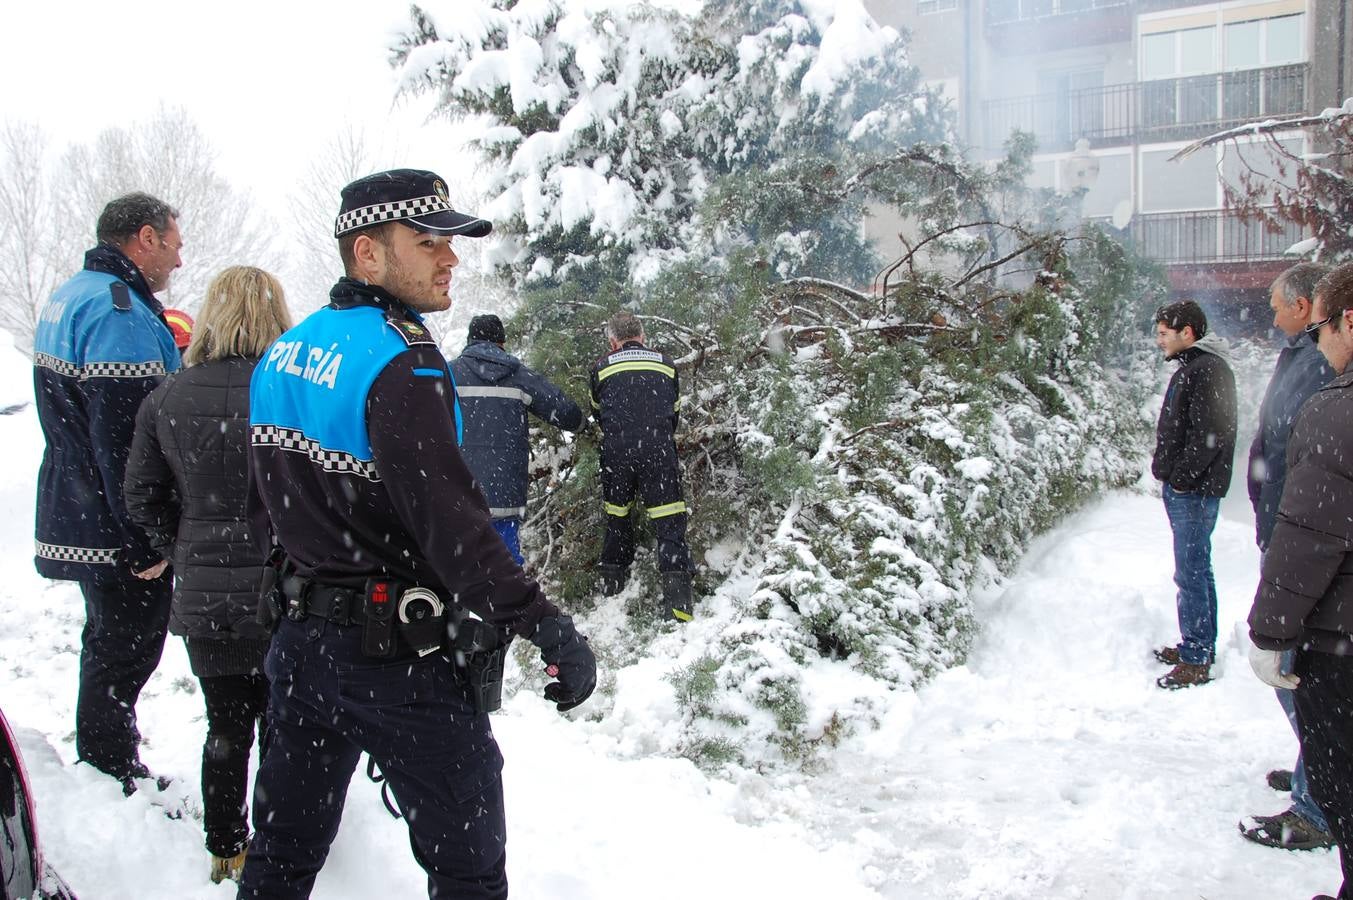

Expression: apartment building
xmin=865 ymin=0 xmax=1353 ymax=323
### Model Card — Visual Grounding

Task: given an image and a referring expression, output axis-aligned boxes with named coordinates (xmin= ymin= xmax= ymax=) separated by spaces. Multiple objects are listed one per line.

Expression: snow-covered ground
xmin=0 ymin=326 xmax=1339 ymax=898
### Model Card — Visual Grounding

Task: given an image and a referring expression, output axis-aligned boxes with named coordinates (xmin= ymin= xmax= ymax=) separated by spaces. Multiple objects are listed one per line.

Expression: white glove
xmin=1249 ymin=641 xmax=1300 ymax=690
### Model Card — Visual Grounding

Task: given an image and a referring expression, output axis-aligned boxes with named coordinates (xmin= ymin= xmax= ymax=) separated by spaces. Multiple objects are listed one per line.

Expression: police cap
xmin=334 ymin=169 xmax=492 ymax=239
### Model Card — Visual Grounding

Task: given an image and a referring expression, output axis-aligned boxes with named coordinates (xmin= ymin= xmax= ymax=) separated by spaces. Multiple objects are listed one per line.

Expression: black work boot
xmin=598 ymin=564 xmax=629 ymax=597
xmin=661 ymin=571 xmax=693 ymax=623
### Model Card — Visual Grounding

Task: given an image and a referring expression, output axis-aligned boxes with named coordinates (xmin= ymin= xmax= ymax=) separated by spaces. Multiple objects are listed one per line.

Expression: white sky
xmin=0 ymin=0 xmax=461 ymax=218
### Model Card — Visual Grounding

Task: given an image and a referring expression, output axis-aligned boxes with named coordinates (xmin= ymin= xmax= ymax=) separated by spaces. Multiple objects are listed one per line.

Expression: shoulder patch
xmin=109 ymin=282 xmax=131 ymax=311
xmin=385 ymin=317 xmax=436 ymax=347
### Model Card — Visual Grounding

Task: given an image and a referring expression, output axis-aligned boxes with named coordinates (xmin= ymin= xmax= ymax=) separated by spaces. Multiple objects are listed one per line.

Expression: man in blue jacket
xmin=32 ymin=192 xmax=184 ymax=793
xmin=1240 ymin=262 xmax=1336 ymax=852
xmin=450 ymin=314 xmax=583 ymax=564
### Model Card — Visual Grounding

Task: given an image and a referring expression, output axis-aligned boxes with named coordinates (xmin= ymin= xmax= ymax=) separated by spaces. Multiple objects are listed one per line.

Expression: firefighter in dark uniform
xmin=240 ymin=169 xmax=596 ymax=900
xmin=589 ymin=310 xmax=694 ymax=621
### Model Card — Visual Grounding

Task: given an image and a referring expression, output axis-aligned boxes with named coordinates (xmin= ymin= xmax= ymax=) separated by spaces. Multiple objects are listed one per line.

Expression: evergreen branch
xmin=840 ymin=418 xmax=913 ymax=445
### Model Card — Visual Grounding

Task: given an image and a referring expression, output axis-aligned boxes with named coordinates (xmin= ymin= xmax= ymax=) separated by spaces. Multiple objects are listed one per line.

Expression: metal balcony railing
xmin=986 ymin=0 xmax=1128 ymax=25
xmin=1090 ymin=209 xmax=1306 ymax=265
xmin=983 ymin=64 xmax=1308 ymax=152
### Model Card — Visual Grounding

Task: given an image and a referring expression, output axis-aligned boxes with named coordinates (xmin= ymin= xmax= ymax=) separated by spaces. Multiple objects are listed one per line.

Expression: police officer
xmin=33 ymin=192 xmax=183 ymax=794
xmin=589 ymin=310 xmax=694 ymax=621
xmin=241 ymin=169 xmax=597 ymax=899
xmin=450 ymin=313 xmax=583 ymax=565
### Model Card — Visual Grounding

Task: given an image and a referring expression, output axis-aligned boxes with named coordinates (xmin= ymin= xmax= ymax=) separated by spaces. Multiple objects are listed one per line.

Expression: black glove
xmin=531 ymin=615 xmax=597 ymax=712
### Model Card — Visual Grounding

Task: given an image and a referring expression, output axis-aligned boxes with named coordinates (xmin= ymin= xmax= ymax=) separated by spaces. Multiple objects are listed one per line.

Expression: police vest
xmin=250 ymin=305 xmax=461 ymax=480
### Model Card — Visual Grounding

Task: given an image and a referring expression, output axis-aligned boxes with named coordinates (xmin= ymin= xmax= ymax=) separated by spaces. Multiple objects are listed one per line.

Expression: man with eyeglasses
xmin=1239 ymin=262 xmax=1335 ymax=853
xmin=1247 ymin=262 xmax=1353 ymax=900
xmin=1150 ymin=300 xmax=1236 ymax=690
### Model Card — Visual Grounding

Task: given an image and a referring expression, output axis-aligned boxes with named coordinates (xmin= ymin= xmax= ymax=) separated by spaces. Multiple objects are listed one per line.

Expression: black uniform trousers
xmin=239 ymin=616 xmax=507 ymax=900
xmin=199 ymin=672 xmax=271 ymax=858
xmin=1294 ymin=649 xmax=1353 ymax=900
xmin=75 ymin=567 xmax=172 ymax=780
xmin=599 ymin=440 xmax=691 ymax=573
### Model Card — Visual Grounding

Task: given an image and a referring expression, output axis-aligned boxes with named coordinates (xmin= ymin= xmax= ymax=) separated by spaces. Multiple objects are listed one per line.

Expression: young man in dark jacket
xmin=1150 ymin=300 xmax=1237 ymax=690
xmin=32 ymin=192 xmax=184 ymax=793
xmin=450 ymin=314 xmax=583 ymax=564
xmin=1247 ymin=262 xmax=1353 ymax=900
xmin=1240 ymin=262 xmax=1335 ymax=851
xmin=589 ymin=311 xmax=694 ymax=621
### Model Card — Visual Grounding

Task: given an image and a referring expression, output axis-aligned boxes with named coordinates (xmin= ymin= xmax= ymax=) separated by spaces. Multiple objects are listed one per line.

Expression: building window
xmin=1144 ymin=26 xmax=1218 ymax=79
xmin=1224 ymin=14 xmax=1304 ymax=70
xmin=1266 ymin=15 xmax=1303 ymax=63
xmin=918 ymin=0 xmax=958 ymax=13
xmin=1141 ymin=147 xmax=1218 ymax=212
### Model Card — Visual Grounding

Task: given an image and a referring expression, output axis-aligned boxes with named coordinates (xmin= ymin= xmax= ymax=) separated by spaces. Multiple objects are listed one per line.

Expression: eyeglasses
xmin=1305 ymin=313 xmax=1337 ymax=336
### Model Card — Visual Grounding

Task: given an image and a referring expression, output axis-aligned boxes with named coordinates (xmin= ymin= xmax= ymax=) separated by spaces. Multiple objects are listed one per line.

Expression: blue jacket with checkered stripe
xmin=33 ymin=247 xmax=181 ymax=581
xmin=247 ymin=278 xmax=558 ymax=638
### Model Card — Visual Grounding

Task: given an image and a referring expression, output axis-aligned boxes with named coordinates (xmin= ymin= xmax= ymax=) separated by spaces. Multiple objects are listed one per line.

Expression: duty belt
xmin=280 ymin=575 xmax=365 ymax=625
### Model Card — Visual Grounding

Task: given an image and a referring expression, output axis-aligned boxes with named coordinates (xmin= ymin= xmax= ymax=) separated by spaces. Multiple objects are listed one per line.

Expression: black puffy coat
xmin=1249 ymin=369 xmax=1353 ymax=656
xmin=124 ymin=357 xmax=269 ymax=640
xmin=1151 ymin=341 xmax=1237 ymax=497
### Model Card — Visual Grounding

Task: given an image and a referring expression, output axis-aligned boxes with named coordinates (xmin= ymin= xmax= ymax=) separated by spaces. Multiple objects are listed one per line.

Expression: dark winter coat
xmin=124 ymin=357 xmax=271 ymax=642
xmin=1248 ymin=369 xmax=1353 ymax=656
xmin=32 ymin=245 xmax=181 ymax=581
xmin=449 ymin=341 xmax=583 ymax=519
xmin=588 ymin=340 xmax=680 ymax=450
xmin=1248 ymin=332 xmax=1333 ymax=549
xmin=1151 ymin=340 xmax=1237 ymax=497
xmin=247 ymin=279 xmax=557 ymax=639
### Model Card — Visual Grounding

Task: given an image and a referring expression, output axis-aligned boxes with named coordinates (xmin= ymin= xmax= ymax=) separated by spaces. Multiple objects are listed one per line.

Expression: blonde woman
xmin=124 ymin=266 xmax=292 ymax=884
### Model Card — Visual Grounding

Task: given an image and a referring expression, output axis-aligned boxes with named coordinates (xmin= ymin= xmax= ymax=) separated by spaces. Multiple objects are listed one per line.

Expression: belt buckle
xmin=331 ymin=590 xmax=350 ymax=625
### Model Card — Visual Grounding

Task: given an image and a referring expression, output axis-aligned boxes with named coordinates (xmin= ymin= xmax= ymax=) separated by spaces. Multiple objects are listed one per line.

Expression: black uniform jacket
xmin=248 ymin=279 xmax=558 ymax=639
xmin=588 ymin=340 xmax=680 ymax=449
xmin=124 ymin=357 xmax=271 ymax=639
xmin=1152 ymin=344 xmax=1237 ymax=497
xmin=1249 ymin=369 xmax=1353 ymax=656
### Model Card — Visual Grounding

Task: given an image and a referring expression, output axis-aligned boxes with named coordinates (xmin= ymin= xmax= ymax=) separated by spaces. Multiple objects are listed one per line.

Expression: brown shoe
xmin=1239 ymin=809 xmax=1336 ymax=850
xmin=1156 ymin=662 xmax=1211 ymax=690
xmin=1266 ymin=769 xmax=1294 ymax=792
xmin=210 ymin=848 xmax=247 ymax=884
xmin=1154 ymin=646 xmax=1181 ymax=665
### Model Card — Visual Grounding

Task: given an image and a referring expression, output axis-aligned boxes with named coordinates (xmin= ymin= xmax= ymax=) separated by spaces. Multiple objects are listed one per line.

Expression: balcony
xmin=1092 ymin=209 xmax=1306 ymax=266
xmin=983 ymin=64 xmax=1308 ymax=153
xmin=986 ymin=0 xmax=1128 ymax=26
xmin=984 ymin=0 xmax=1131 ymax=48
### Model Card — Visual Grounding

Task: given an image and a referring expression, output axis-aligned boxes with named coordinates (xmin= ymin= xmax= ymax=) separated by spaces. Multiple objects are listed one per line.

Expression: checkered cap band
xmin=334 ymin=195 xmax=452 ymax=238
xmin=252 ymin=425 xmax=381 ymax=481
xmin=36 ymin=541 xmax=118 ymax=565
xmin=35 ymin=352 xmax=167 ymax=381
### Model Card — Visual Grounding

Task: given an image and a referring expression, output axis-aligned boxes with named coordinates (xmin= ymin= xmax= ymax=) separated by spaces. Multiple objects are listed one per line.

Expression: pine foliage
xmin=394 ymin=2 xmax=1165 ymax=769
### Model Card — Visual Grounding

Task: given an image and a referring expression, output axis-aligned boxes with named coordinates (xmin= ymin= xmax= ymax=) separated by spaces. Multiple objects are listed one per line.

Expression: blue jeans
xmin=492 ymin=517 xmax=524 ymax=566
xmin=1277 ymin=661 xmax=1331 ymax=831
xmin=1162 ymin=485 xmax=1220 ymax=666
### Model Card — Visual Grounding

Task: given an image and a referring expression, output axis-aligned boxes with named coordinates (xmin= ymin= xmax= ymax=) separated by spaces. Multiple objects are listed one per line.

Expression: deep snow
xmin=0 ymin=325 xmax=1340 ymax=898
